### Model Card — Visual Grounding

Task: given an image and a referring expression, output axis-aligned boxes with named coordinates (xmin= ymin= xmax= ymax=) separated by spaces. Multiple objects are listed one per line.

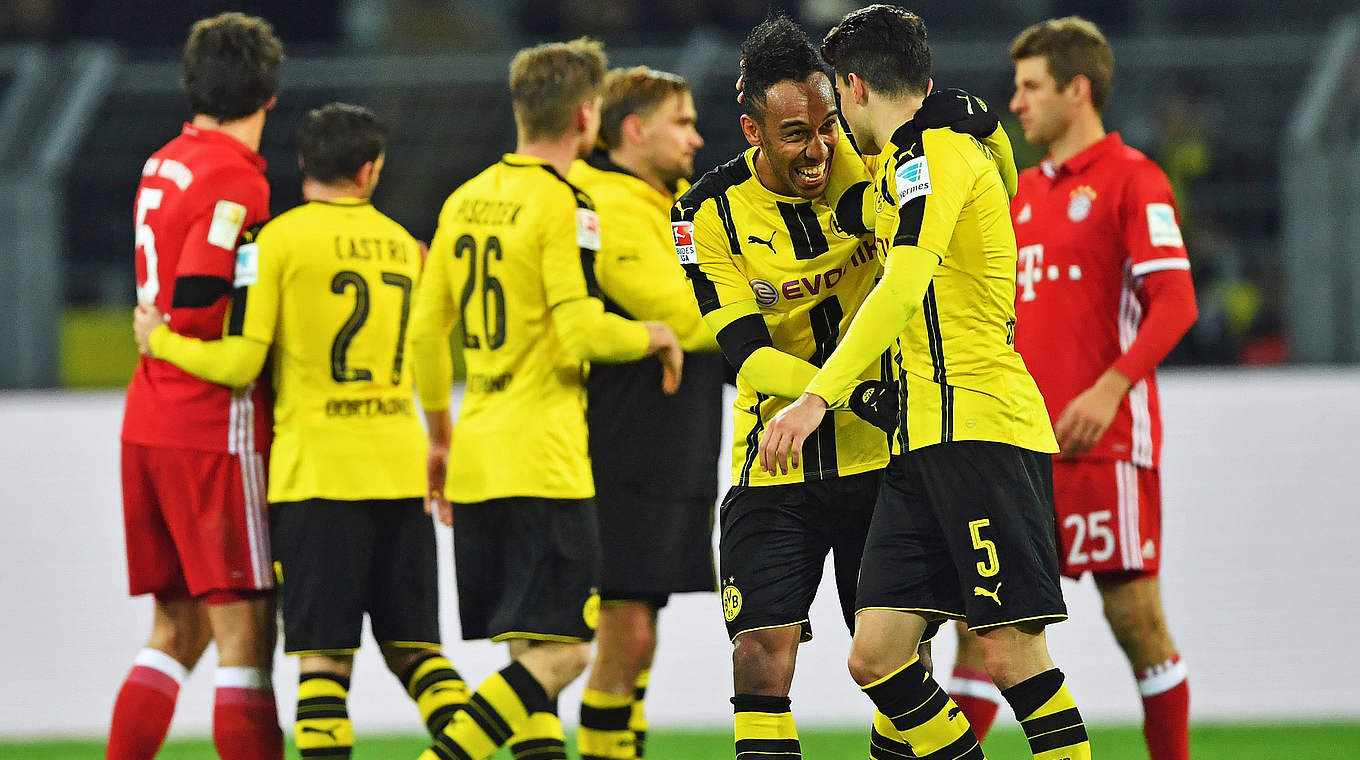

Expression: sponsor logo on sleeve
xmin=207 ymin=200 xmax=248 ymax=250
xmin=672 ymin=220 xmax=696 ymax=264
xmin=576 ymin=207 xmax=602 ymax=251
xmin=894 ymin=156 xmax=932 ymax=206
xmin=1146 ymin=202 xmax=1184 ymax=247
xmin=233 ymin=242 xmax=258 ymax=288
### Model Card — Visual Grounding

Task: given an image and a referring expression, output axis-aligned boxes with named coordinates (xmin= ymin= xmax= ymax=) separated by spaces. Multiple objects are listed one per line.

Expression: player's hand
xmin=758 ymin=392 xmax=828 ymax=475
xmin=1054 ymin=369 xmax=1131 ymax=457
xmin=914 ymin=87 xmax=999 ymax=139
xmin=425 ymin=443 xmax=452 ymax=526
xmin=849 ymin=380 xmax=898 ymax=434
xmin=644 ymin=321 xmax=684 ymax=394
xmin=133 ymin=303 xmax=166 ymax=356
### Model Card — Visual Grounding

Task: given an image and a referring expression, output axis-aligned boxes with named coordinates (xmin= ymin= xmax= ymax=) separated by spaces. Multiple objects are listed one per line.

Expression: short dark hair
xmin=740 ymin=14 xmax=827 ymax=119
xmin=821 ymin=4 xmax=930 ymax=98
xmin=182 ymin=12 xmax=284 ymax=121
xmin=298 ymin=103 xmax=387 ymax=184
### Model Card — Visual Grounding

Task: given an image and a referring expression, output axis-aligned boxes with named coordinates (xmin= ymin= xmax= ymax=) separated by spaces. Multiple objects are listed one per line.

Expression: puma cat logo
xmin=973 ymin=582 xmax=1002 ymax=606
xmin=746 ymin=232 xmax=778 ymax=252
xmin=300 ymin=724 xmax=342 ymax=741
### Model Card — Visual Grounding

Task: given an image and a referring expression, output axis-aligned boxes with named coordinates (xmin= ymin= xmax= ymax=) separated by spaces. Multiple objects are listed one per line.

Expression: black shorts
xmin=270 ymin=498 xmax=440 ymax=655
xmin=453 ymin=497 xmax=601 ymax=643
xmin=856 ymin=443 xmax=1067 ymax=631
xmin=596 ymin=493 xmax=715 ymax=603
xmin=718 ymin=470 xmax=881 ymax=642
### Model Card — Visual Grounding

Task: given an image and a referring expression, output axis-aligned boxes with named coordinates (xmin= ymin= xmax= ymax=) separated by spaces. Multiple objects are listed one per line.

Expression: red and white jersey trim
xmin=1119 ymin=263 xmax=1155 ymax=468
xmin=1116 ymin=460 xmax=1145 ymax=571
xmin=229 ymin=382 xmax=271 ymax=588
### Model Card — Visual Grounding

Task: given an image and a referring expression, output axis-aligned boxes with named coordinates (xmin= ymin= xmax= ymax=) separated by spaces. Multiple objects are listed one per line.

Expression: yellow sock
xmin=860 ymin=656 xmax=983 ymax=759
xmin=403 ymin=652 xmax=470 ymax=736
xmin=295 ymin=672 xmax=354 ymax=759
xmin=509 ymin=711 xmax=568 ymax=760
xmin=629 ymin=669 xmax=650 ymax=759
xmin=422 ymin=662 xmax=549 ymax=760
xmin=732 ymin=694 xmax=800 ymax=760
xmin=1001 ymin=670 xmax=1091 ymax=760
xmin=578 ymin=688 xmax=635 ymax=759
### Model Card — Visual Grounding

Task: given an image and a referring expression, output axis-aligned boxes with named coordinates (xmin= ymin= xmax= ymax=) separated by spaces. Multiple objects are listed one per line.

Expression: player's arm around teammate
xmin=764 ymin=8 xmax=1094 ymax=760
xmin=566 ymin=67 xmax=722 ymax=760
xmin=138 ymin=104 xmax=473 ymax=760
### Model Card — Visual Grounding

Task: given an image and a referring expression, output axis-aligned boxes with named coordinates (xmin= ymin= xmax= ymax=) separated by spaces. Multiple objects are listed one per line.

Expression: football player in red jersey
xmin=111 ymin=13 xmax=285 ymax=760
xmin=948 ymin=18 xmax=1198 ymax=760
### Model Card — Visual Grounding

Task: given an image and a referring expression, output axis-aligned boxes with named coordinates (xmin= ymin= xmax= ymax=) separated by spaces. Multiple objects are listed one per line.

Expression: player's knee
xmin=732 ymin=634 xmax=794 ymax=694
xmin=846 ymin=639 xmax=898 ymax=686
xmin=554 ymin=643 xmax=592 ymax=685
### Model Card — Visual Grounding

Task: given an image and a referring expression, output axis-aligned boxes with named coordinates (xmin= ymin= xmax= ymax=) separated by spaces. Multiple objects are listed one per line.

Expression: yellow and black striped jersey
xmin=411 ymin=154 xmax=649 ymax=503
xmin=675 ymin=147 xmax=890 ymax=487
xmin=809 ymin=121 xmax=1057 ymax=455
xmin=226 ymin=198 xmax=427 ymax=503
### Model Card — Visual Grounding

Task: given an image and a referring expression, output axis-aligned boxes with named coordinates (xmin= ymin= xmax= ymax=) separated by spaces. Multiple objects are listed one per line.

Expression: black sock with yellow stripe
xmin=402 ymin=652 xmax=470 ymax=737
xmin=1001 ymin=669 xmax=1091 ymax=760
xmin=509 ymin=708 xmax=569 ymax=760
xmin=578 ymin=688 xmax=635 ymax=759
xmin=629 ymin=669 xmax=650 ymax=759
xmin=295 ymin=672 xmax=354 ymax=759
xmin=421 ymin=661 xmax=552 ymax=760
xmin=732 ymin=694 xmax=800 ymax=760
xmin=860 ymin=656 xmax=984 ymax=760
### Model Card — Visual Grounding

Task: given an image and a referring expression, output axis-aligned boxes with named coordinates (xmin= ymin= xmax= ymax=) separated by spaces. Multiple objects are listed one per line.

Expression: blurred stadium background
xmin=1 ymin=0 xmax=1359 ymax=756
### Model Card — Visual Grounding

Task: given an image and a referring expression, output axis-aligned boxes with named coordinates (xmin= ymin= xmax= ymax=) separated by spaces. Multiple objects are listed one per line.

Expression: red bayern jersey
xmin=1011 ymin=133 xmax=1190 ymax=468
xmin=122 ymin=123 xmax=272 ymax=453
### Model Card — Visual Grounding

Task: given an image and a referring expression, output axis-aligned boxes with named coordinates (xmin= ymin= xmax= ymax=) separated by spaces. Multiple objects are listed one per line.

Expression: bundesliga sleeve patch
xmin=1146 ymin=203 xmax=1184 ymax=247
xmin=672 ymin=220 xmax=696 ymax=264
xmin=233 ymin=242 xmax=258 ymax=288
xmin=207 ymin=200 xmax=248 ymax=250
xmin=894 ymin=156 xmax=932 ymax=207
xmin=576 ymin=207 xmax=602 ymax=251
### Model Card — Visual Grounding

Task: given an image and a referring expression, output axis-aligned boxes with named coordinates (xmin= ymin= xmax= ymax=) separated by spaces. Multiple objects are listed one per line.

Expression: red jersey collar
xmin=1040 ymin=132 xmax=1123 ymax=179
xmin=180 ymin=122 xmax=267 ymax=172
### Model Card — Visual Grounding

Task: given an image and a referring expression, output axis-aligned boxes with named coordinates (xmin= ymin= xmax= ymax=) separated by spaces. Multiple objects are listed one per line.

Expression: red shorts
xmin=121 ymin=442 xmax=273 ymax=600
xmin=1052 ymin=458 xmax=1161 ymax=579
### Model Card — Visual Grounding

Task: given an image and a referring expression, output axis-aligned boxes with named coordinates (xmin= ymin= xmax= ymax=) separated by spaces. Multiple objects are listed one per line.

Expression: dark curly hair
xmin=298 ymin=103 xmax=387 ymax=185
xmin=740 ymin=14 xmax=827 ymax=119
xmin=182 ymin=12 xmax=284 ymax=122
xmin=821 ymin=4 xmax=930 ymax=98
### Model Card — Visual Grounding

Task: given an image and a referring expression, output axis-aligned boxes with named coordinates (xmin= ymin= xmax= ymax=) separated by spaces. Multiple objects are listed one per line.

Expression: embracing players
xmin=762 ymin=6 xmax=1092 ymax=760
xmin=135 ymin=103 xmax=472 ymax=759
xmin=114 ymin=13 xmax=284 ymax=759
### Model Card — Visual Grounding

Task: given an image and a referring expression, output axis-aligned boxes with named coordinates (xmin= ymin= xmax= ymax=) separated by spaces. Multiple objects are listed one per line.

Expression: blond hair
xmin=597 ymin=66 xmax=690 ymax=150
xmin=508 ymin=37 xmax=607 ymax=141
xmin=1010 ymin=17 xmax=1114 ymax=112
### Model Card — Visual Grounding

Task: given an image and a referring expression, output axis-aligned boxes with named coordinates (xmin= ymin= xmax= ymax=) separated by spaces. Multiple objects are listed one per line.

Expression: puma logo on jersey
xmin=746 ymin=232 xmax=778 ymax=252
xmin=974 ymin=582 xmax=1002 ymax=606
xmin=300 ymin=724 xmax=342 ymax=741
xmin=948 ymin=706 xmax=963 ymax=720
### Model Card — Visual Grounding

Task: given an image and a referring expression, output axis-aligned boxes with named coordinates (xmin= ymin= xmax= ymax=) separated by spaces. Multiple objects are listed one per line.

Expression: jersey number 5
xmin=454 ymin=234 xmax=507 ymax=350
xmin=330 ymin=270 xmax=413 ymax=384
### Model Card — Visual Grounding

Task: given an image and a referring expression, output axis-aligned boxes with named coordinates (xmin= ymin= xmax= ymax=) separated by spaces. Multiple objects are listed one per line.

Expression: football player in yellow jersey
xmin=673 ymin=16 xmax=892 ymax=760
xmin=409 ymin=39 xmax=684 ymax=760
xmin=133 ymin=104 xmax=471 ymax=759
xmin=761 ymin=7 xmax=1092 ymax=760
xmin=567 ymin=67 xmax=723 ymax=760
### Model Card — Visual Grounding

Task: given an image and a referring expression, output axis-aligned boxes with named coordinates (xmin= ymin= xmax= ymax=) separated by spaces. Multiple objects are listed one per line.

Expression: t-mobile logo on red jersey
xmin=1017 ymin=243 xmax=1082 ymax=302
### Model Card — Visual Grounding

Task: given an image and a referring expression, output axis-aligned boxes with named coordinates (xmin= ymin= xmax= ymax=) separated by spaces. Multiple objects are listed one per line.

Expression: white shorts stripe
xmin=1118 ymin=461 xmax=1144 ymax=570
xmin=234 ymin=385 xmax=271 ymax=590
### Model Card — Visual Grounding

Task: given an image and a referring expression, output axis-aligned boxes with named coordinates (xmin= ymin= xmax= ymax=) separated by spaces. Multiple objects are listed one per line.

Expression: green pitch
xmin=4 ymin=723 xmax=1356 ymax=759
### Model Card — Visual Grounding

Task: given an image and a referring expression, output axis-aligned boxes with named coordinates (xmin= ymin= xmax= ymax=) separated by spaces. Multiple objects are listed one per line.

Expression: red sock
xmin=107 ymin=649 xmax=186 ymax=760
xmin=948 ymin=665 xmax=1001 ymax=739
xmin=1138 ymin=655 xmax=1190 ymax=760
xmin=213 ymin=667 xmax=283 ymax=760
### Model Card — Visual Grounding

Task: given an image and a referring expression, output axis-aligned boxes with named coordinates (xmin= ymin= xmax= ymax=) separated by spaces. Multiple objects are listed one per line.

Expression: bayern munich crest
xmin=1068 ymin=185 xmax=1097 ymax=222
